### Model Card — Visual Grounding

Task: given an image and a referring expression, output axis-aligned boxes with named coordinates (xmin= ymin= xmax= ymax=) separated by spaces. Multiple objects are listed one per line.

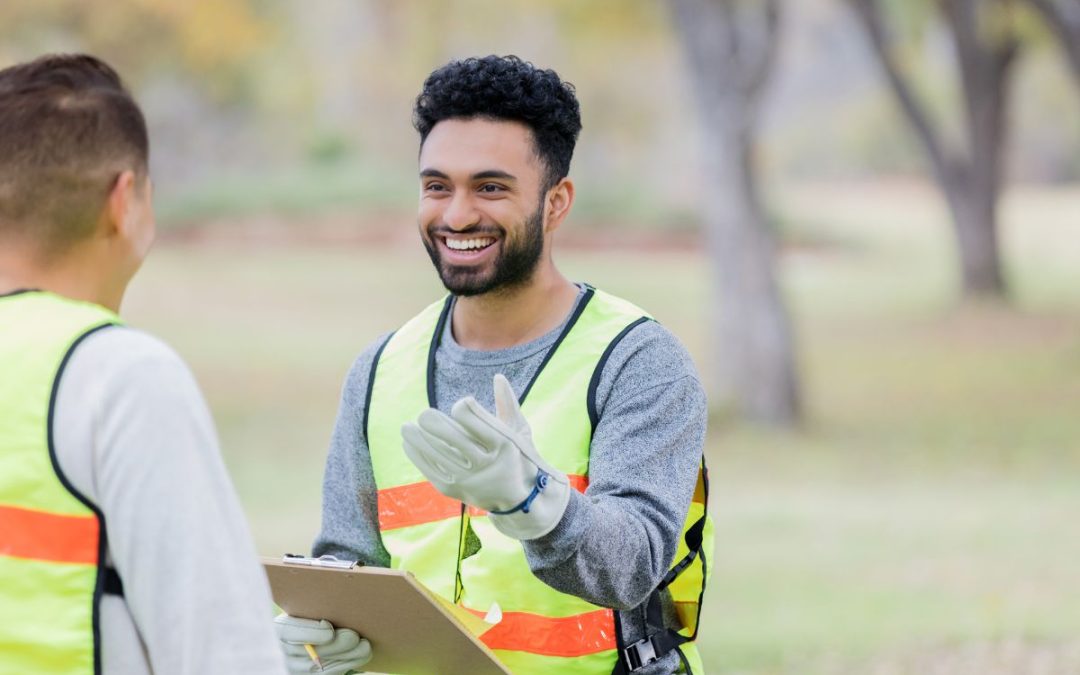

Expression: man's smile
xmin=445 ymin=236 xmax=496 ymax=252
xmin=437 ymin=234 xmax=500 ymax=265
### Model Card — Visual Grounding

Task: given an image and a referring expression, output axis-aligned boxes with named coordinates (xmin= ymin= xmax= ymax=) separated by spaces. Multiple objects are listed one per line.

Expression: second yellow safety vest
xmin=366 ymin=286 xmax=713 ymax=674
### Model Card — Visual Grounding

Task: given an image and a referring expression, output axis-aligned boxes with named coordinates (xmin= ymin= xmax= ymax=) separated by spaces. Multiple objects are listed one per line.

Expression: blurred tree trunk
xmin=670 ymin=0 xmax=801 ymax=427
xmin=1026 ymin=0 xmax=1080 ymax=83
xmin=848 ymin=0 xmax=1020 ymax=299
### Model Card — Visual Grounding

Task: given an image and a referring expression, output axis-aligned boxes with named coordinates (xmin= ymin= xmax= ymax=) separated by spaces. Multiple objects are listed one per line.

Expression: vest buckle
xmin=623 ymin=635 xmax=659 ymax=671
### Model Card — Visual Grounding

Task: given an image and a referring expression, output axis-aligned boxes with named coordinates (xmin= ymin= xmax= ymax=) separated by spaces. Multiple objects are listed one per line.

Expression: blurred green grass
xmin=123 ymin=180 xmax=1080 ymax=673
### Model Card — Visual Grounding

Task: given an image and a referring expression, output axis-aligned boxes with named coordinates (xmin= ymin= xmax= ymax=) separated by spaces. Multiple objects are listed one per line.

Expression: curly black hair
xmin=413 ymin=55 xmax=582 ymax=191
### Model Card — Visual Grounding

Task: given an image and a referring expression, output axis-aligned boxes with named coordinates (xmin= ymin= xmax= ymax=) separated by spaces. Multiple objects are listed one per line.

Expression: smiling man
xmin=275 ymin=56 xmax=713 ymax=675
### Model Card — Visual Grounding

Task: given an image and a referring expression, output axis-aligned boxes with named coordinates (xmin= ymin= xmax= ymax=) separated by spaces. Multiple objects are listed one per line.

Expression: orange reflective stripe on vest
xmin=377 ymin=481 xmax=458 ymax=531
xmin=0 ymin=504 xmax=99 ymax=565
xmin=469 ymin=606 xmax=617 ymax=657
xmin=378 ymin=475 xmax=590 ymax=531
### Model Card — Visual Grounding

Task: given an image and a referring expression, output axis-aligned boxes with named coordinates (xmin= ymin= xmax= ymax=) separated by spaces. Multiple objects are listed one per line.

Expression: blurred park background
xmin=5 ymin=0 xmax=1080 ymax=672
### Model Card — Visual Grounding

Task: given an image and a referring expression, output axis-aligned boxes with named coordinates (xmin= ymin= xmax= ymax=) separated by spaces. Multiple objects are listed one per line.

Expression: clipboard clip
xmin=282 ymin=553 xmax=358 ymax=570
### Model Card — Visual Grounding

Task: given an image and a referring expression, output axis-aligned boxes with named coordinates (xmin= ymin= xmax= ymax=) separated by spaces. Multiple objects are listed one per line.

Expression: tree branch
xmin=741 ymin=0 xmax=783 ymax=100
xmin=848 ymin=0 xmax=955 ymax=184
xmin=718 ymin=0 xmax=742 ymax=70
xmin=671 ymin=0 xmax=734 ymax=82
xmin=940 ymin=0 xmax=1019 ymax=183
xmin=1027 ymin=0 xmax=1080 ymax=80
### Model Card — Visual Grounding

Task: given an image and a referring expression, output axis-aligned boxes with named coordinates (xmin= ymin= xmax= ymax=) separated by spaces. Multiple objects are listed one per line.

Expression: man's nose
xmin=441 ymin=191 xmax=480 ymax=231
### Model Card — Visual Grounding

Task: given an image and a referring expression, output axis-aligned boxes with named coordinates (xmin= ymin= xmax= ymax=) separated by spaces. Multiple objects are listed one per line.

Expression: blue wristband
xmin=489 ymin=470 xmax=550 ymax=515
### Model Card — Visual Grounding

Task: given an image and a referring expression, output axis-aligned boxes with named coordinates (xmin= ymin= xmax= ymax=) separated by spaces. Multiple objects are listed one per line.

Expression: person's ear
xmin=544 ymin=178 xmax=575 ymax=234
xmin=103 ymin=170 xmax=138 ymax=240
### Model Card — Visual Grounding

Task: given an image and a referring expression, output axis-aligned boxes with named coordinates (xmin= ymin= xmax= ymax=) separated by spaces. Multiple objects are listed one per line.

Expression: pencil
xmin=304 ymin=643 xmax=323 ymax=671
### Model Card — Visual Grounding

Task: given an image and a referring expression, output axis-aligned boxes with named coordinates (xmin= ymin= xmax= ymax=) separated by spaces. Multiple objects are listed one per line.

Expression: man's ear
xmin=103 ymin=170 xmax=137 ymax=239
xmin=543 ymin=177 xmax=575 ymax=234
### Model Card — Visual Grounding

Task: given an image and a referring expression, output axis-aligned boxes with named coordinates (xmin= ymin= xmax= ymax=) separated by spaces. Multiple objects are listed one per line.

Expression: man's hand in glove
xmin=275 ymin=615 xmax=372 ymax=675
xmin=401 ymin=373 xmax=570 ymax=540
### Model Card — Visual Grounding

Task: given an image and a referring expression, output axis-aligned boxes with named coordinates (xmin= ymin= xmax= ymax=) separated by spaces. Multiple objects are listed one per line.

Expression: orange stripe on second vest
xmin=378 ymin=482 xmax=459 ymax=530
xmin=468 ymin=606 xmax=616 ymax=657
xmin=379 ymin=475 xmax=590 ymax=531
xmin=0 ymin=504 xmax=98 ymax=565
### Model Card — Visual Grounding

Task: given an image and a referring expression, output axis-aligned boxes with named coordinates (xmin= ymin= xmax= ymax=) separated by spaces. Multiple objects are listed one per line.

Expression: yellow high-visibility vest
xmin=0 ymin=290 xmax=121 ymax=675
xmin=367 ymin=286 xmax=713 ymax=674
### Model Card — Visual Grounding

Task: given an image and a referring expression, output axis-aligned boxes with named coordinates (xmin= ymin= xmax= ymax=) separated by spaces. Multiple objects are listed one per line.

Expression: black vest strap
xmin=610 ymin=459 xmax=710 ymax=674
xmin=610 ymin=624 xmax=689 ymax=675
xmin=610 ymin=545 xmax=700 ymax=674
xmin=102 ymin=567 xmax=124 ymax=597
xmin=658 ymin=514 xmax=705 ymax=592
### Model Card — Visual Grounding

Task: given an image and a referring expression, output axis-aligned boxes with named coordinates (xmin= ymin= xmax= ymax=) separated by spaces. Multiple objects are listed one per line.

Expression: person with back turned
xmin=0 ymin=54 xmax=287 ymax=675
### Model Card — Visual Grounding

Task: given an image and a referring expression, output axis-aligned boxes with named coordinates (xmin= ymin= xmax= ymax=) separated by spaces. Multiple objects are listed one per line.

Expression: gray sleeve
xmin=311 ymin=334 xmax=392 ymax=567
xmin=521 ymin=321 xmax=707 ymax=610
xmin=55 ymin=327 xmax=287 ymax=675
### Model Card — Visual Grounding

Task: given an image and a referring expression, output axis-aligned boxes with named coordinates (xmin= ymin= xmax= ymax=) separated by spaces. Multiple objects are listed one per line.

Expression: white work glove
xmin=275 ymin=614 xmax=372 ymax=675
xmin=401 ymin=373 xmax=571 ymax=540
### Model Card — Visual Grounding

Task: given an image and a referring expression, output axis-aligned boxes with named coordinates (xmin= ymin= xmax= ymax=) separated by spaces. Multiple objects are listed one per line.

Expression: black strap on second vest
xmin=610 ymin=591 xmax=691 ymax=674
xmin=610 ymin=460 xmax=710 ymax=674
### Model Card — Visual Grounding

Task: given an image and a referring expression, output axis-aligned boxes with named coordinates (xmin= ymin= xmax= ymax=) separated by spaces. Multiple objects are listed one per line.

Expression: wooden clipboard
xmin=263 ymin=557 xmax=510 ymax=675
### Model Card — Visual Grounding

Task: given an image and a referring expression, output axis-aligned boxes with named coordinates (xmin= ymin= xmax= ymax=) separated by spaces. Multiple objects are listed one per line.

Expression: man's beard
xmin=422 ymin=203 xmax=545 ymax=297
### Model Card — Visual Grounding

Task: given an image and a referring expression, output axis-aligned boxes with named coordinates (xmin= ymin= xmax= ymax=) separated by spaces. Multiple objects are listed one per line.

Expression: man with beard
xmin=275 ymin=56 xmax=713 ymax=675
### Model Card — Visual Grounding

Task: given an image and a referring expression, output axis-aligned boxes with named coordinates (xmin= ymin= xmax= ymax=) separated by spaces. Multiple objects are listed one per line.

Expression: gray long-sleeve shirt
xmin=54 ymin=326 xmax=287 ymax=675
xmin=314 ymin=285 xmax=707 ymax=674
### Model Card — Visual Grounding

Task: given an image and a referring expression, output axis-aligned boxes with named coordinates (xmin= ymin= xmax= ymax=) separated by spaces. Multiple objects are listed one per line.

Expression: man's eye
xmin=478 ymin=183 xmax=505 ymax=194
xmin=424 ymin=183 xmax=448 ymax=192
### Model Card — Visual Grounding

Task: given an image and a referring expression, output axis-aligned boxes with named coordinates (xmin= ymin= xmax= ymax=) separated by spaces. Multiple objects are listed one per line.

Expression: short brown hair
xmin=0 ymin=54 xmax=149 ymax=255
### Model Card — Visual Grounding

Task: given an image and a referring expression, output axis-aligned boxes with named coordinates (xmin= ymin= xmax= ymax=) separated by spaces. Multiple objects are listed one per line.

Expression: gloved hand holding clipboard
xmin=263 ymin=555 xmax=509 ymax=675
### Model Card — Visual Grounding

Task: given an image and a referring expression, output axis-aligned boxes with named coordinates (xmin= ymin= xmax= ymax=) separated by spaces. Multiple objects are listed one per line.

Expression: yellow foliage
xmin=133 ymin=0 xmax=270 ymax=74
xmin=0 ymin=0 xmax=273 ymax=98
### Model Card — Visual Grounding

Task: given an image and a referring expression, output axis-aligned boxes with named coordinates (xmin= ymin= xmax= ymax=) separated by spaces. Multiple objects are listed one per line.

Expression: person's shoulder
xmin=54 ymin=325 xmax=211 ymax=499
xmin=61 ymin=326 xmax=208 ymax=416
xmin=606 ymin=318 xmax=699 ymax=379
xmin=591 ymin=314 xmax=704 ymax=414
xmin=350 ymin=331 xmax=395 ymax=375
xmin=339 ymin=331 xmax=395 ymax=401
xmin=72 ymin=324 xmax=191 ymax=379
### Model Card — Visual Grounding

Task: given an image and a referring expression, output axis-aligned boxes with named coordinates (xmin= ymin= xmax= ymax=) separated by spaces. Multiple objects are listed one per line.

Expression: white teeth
xmin=446 ymin=238 xmax=494 ymax=251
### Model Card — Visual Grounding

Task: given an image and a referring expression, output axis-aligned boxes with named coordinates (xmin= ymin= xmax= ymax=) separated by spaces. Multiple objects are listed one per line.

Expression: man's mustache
xmin=427 ymin=225 xmax=503 ymax=238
